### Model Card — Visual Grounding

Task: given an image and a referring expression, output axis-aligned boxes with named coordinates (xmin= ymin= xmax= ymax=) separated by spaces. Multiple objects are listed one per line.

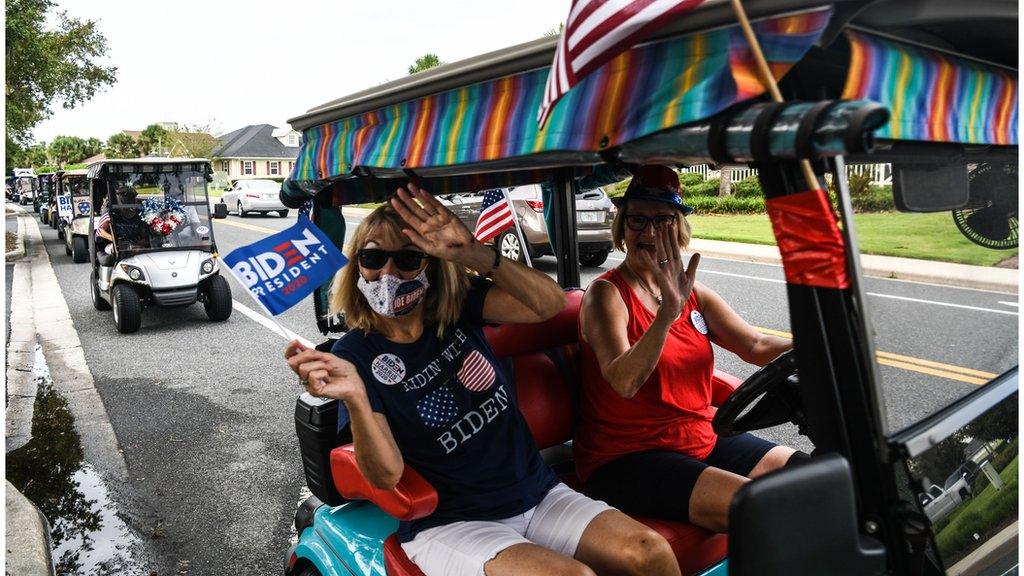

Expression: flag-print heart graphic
xmin=416 ymin=384 xmax=460 ymax=428
xmin=456 ymin=350 xmax=495 ymax=392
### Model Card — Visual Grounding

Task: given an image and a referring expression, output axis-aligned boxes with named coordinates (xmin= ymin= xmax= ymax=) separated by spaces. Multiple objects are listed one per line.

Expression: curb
xmin=689 ymin=238 xmax=1019 ymax=294
xmin=6 ymin=207 xmax=27 ymax=261
xmin=339 ymin=208 xmax=1018 ymax=293
xmin=5 ymin=481 xmax=55 ymax=576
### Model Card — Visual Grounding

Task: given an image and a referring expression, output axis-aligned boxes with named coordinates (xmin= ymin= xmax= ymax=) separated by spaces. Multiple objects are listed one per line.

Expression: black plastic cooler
xmin=294 ymin=393 xmax=353 ymax=506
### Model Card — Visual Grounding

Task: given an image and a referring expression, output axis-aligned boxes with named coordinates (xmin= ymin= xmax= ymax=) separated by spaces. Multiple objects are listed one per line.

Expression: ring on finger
xmin=658 ymin=259 xmax=669 ymax=266
xmin=299 ymin=377 xmax=309 ymax=387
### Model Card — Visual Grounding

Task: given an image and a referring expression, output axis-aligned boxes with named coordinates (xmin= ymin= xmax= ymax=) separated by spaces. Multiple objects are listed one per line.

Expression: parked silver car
xmin=221 ymin=179 xmax=289 ymax=218
xmin=439 ymin=185 xmax=614 ymax=267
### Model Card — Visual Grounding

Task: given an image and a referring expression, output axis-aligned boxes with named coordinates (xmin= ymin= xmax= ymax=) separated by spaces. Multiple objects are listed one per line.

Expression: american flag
xmin=95 ymin=211 xmax=110 ymax=231
xmin=538 ymin=0 xmax=706 ymax=127
xmin=456 ymin=350 xmax=496 ymax=392
xmin=473 ymin=189 xmax=515 ymax=243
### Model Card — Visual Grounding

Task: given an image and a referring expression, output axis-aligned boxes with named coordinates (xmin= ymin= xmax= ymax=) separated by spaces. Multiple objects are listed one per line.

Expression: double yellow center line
xmin=756 ymin=327 xmax=995 ymax=385
xmin=216 ymin=219 xmax=998 ymax=386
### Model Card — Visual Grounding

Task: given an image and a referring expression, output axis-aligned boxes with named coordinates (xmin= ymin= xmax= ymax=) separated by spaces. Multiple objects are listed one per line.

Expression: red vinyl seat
xmin=329 ymin=290 xmax=737 ymax=576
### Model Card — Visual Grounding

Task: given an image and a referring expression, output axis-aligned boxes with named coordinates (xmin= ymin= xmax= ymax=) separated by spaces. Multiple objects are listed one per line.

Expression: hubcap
xmin=499 ymin=234 xmax=520 ymax=260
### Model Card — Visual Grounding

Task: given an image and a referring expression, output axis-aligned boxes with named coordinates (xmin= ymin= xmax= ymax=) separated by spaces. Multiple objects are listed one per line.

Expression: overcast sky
xmin=32 ymin=0 xmax=567 ymax=142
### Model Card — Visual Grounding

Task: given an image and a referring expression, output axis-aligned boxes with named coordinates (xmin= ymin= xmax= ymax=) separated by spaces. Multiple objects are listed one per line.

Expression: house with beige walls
xmin=209 ymin=124 xmax=301 ymax=183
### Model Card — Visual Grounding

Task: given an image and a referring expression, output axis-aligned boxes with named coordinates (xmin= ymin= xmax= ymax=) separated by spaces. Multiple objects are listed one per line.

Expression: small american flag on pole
xmin=538 ymin=0 xmax=707 ymax=128
xmin=473 ymin=189 xmax=516 ymax=243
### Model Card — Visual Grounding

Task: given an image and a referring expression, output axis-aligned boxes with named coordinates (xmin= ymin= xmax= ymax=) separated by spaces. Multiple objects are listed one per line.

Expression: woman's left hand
xmin=391 ymin=182 xmax=479 ymax=265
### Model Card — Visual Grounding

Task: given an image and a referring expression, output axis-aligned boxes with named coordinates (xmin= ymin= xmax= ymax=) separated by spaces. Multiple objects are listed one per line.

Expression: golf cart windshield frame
xmin=89 ymin=160 xmax=217 ymax=258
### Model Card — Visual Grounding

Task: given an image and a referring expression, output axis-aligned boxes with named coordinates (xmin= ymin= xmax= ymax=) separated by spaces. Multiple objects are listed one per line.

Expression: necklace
xmin=623 ymin=263 xmax=662 ymax=305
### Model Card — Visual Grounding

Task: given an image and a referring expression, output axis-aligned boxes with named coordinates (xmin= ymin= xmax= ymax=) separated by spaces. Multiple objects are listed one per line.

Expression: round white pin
xmin=690 ymin=310 xmax=708 ymax=335
xmin=371 ymin=353 xmax=406 ymax=385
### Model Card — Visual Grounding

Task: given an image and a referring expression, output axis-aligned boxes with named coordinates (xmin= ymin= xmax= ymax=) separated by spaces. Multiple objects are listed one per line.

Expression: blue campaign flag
xmin=222 ymin=214 xmax=348 ymax=315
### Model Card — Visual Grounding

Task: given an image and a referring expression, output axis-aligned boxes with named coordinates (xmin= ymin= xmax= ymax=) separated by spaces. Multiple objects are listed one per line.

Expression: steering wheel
xmin=712 ymin=350 xmax=805 ymax=436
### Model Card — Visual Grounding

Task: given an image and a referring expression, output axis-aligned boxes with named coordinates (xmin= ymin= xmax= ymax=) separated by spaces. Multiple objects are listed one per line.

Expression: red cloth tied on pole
xmin=766 ymin=189 xmax=850 ymax=289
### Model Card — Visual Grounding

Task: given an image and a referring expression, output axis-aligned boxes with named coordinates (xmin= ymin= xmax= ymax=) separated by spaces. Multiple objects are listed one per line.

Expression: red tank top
xmin=574 ymin=268 xmax=717 ymax=481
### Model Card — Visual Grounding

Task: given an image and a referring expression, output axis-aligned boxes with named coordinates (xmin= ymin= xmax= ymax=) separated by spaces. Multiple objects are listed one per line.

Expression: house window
xmin=268 ymin=161 xmax=280 ymax=176
xmin=243 ymin=161 xmax=254 ymax=175
xmin=287 ymin=134 xmax=298 ymax=146
xmin=221 ymin=160 xmax=229 ymax=174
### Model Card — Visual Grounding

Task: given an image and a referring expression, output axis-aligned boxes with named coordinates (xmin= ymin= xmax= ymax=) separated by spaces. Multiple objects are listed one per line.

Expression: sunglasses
xmin=357 ymin=248 xmax=429 ymax=271
xmin=624 ymin=214 xmax=676 ymax=231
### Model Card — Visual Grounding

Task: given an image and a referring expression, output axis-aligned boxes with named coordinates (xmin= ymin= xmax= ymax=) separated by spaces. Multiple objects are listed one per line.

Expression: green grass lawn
xmin=688 ymin=212 xmax=1018 ymax=266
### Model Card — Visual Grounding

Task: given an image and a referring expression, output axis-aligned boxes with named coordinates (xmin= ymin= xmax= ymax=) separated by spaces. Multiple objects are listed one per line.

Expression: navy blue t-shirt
xmin=331 ymin=278 xmax=558 ymax=542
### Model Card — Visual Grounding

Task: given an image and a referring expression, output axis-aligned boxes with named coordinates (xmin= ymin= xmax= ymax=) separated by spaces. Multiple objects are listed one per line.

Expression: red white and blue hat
xmin=612 ymin=165 xmax=693 ymax=215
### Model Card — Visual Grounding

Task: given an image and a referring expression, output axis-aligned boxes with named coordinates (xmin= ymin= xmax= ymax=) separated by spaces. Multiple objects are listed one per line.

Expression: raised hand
xmin=390 ymin=182 xmax=477 ymax=265
xmin=635 ymin=226 xmax=700 ymax=321
xmin=285 ymin=340 xmax=367 ymax=402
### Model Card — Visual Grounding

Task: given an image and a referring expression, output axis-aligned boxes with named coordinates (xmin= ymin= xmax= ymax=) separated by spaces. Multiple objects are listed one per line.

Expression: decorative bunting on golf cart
xmin=289 ymin=9 xmax=831 ymax=197
xmin=842 ymin=30 xmax=1018 ymax=145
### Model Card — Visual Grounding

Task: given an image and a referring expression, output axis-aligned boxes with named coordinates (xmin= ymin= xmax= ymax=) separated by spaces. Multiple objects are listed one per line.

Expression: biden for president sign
xmin=222 ymin=215 xmax=348 ymax=315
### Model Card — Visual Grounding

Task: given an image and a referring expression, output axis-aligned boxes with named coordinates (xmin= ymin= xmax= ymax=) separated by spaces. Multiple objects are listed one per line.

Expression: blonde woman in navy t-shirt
xmin=285 ymin=183 xmax=680 ymax=576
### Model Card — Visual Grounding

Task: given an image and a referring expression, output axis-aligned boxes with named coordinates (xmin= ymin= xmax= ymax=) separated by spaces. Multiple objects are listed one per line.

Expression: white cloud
xmin=31 ymin=0 xmax=567 ymax=142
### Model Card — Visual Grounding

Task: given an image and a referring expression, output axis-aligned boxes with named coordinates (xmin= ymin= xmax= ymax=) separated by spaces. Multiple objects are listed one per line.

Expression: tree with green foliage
xmin=104 ymin=132 xmax=140 ymax=159
xmin=48 ymin=135 xmax=91 ymax=167
xmin=83 ymin=137 xmax=103 ymax=158
xmin=408 ymin=53 xmax=444 ymax=75
xmin=543 ymin=23 xmax=565 ymax=37
xmin=139 ymin=123 xmax=168 ymax=156
xmin=5 ymin=0 xmax=117 ymax=148
xmin=22 ymin=142 xmax=49 ymax=168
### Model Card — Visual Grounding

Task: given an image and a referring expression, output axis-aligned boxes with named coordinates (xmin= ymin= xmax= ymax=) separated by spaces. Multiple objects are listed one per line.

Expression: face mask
xmin=357 ymin=269 xmax=430 ymax=318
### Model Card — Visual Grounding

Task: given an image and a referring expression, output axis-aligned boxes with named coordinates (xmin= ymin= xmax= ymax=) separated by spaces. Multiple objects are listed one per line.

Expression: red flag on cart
xmin=474 ymin=189 xmax=515 ymax=243
xmin=538 ymin=0 xmax=707 ymax=128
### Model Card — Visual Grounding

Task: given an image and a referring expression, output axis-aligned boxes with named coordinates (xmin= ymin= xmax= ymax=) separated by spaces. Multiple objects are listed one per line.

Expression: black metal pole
xmin=551 ymin=168 xmax=580 ymax=288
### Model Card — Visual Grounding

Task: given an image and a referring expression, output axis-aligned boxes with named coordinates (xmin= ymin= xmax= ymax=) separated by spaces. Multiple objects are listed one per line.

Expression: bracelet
xmin=483 ymin=245 xmax=501 ymax=279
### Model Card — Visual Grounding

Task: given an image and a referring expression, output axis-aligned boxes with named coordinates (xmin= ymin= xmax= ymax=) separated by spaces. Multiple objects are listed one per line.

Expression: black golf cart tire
xmin=278 ymin=210 xmax=289 ymax=218
xmin=580 ymin=249 xmax=610 ymax=268
xmin=237 ymin=201 xmax=247 ymax=218
xmin=496 ymin=231 xmax=527 ymax=263
xmin=40 ymin=210 xmax=48 ymax=225
xmin=72 ymin=235 xmax=88 ymax=263
xmin=112 ymin=284 xmax=142 ymax=333
xmin=91 ymin=268 xmax=111 ymax=311
xmin=203 ymin=275 xmax=233 ymax=322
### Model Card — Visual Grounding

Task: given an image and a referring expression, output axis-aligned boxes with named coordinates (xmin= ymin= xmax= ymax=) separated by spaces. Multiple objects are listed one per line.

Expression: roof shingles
xmin=211 ymin=124 xmax=299 ymax=159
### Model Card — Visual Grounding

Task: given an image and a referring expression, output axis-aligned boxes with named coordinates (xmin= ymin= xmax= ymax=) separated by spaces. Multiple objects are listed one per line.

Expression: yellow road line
xmin=216 ymin=219 xmax=278 ymax=234
xmin=754 ymin=326 xmax=995 ymax=386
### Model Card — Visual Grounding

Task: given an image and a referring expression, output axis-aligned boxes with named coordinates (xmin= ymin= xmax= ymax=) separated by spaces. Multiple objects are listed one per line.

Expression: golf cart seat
xmin=330 ymin=289 xmax=737 ymax=576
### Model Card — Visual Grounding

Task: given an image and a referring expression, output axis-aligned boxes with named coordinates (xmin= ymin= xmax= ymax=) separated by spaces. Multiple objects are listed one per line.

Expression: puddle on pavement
xmin=7 ymin=345 xmax=153 ymax=575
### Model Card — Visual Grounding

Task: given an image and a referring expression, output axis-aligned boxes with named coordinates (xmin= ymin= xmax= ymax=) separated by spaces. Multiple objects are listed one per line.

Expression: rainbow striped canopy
xmin=290 ymin=8 xmax=832 ymax=188
xmin=842 ymin=31 xmax=1018 ymax=145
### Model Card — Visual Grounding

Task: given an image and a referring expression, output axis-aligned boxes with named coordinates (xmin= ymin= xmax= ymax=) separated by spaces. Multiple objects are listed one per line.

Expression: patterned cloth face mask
xmin=357 ymin=270 xmax=431 ymax=318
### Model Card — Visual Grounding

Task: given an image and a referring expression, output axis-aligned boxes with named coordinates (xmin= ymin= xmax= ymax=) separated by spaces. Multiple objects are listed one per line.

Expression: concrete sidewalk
xmin=342 ymin=207 xmax=1019 ymax=293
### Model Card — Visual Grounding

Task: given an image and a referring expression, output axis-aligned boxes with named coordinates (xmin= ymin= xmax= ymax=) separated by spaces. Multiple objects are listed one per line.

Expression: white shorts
xmin=400 ymin=482 xmax=614 ymax=576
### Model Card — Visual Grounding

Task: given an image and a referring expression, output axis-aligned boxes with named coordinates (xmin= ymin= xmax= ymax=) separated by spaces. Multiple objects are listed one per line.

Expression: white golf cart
xmin=88 ymin=159 xmax=233 ymax=333
xmin=60 ymin=169 xmax=92 ymax=262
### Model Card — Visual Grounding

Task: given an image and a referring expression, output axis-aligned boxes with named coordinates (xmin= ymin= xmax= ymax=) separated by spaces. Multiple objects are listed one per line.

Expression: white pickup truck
xmin=920 ymin=463 xmax=977 ymax=523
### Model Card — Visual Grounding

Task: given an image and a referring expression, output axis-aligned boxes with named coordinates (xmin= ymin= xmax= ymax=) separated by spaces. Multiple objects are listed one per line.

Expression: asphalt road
xmin=27 ymin=206 xmax=1020 ymax=574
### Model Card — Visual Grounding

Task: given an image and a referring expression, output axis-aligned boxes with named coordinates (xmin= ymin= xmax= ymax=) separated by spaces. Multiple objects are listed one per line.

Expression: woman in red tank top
xmin=575 ymin=166 xmax=802 ymax=533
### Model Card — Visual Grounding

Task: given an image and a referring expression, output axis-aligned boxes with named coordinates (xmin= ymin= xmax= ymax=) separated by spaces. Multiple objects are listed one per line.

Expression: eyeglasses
xmin=624 ymin=214 xmax=676 ymax=231
xmin=357 ymin=248 xmax=429 ymax=271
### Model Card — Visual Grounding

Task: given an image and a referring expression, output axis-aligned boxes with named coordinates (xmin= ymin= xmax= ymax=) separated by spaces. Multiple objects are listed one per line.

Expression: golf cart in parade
xmin=87 ymin=158 xmax=233 ymax=333
xmin=60 ymin=168 xmax=92 ymax=261
xmin=280 ymin=1 xmax=1017 ymax=575
xmin=13 ymin=168 xmax=37 ymax=208
xmin=37 ymin=172 xmax=56 ymax=225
